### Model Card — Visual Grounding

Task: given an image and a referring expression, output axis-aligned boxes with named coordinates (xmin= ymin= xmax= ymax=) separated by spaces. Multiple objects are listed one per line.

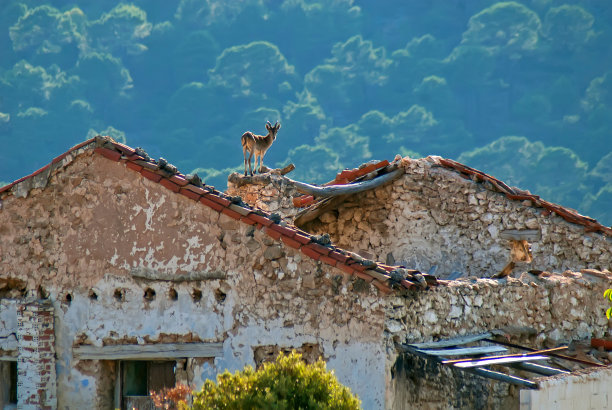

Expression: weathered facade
xmin=231 ymin=157 xmax=612 ymax=279
xmin=0 ymin=139 xmax=389 ymax=409
xmin=1 ymin=138 xmax=611 ymax=409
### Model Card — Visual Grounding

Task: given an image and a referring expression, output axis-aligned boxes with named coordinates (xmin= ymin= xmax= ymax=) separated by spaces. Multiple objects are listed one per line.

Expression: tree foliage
xmin=0 ymin=0 xmax=610 ymax=225
xmin=190 ymin=351 xmax=361 ymax=410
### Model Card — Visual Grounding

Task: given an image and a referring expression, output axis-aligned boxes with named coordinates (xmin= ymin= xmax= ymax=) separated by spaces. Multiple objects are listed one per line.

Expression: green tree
xmin=9 ymin=5 xmax=86 ymax=67
xmin=208 ymin=41 xmax=298 ymax=105
xmin=191 ymin=351 xmax=361 ymax=410
xmin=305 ymin=35 xmax=391 ymax=122
xmin=460 ymin=2 xmax=541 ymax=56
xmin=283 ymin=145 xmax=341 ymax=183
xmin=88 ymin=3 xmax=152 ymax=56
xmin=458 ymin=136 xmax=592 ymax=211
xmin=541 ymin=5 xmax=594 ymax=51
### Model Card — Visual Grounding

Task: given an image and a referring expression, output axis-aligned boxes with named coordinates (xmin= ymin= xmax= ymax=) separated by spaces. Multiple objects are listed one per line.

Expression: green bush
xmin=190 ymin=351 xmax=361 ymax=410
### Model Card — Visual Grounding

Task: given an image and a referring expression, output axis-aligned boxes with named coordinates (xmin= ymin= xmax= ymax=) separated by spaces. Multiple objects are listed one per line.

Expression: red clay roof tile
xmin=293 ymin=233 xmax=312 ymax=245
xmin=281 ymin=235 xmax=302 ymax=249
xmin=248 ymin=213 xmax=273 ymax=227
xmin=300 ymin=246 xmax=321 ymax=261
xmin=354 ymin=270 xmax=374 ymax=282
xmin=319 ymin=255 xmax=338 ymax=267
xmin=126 ymin=162 xmax=143 ymax=173
xmin=169 ymin=175 xmax=189 ymax=187
xmin=200 ymin=196 xmax=223 ymax=212
xmin=240 ymin=215 xmax=257 ymax=225
xmin=329 ymin=251 xmax=351 ymax=264
xmin=338 ymin=264 xmax=356 ymax=276
xmin=221 ymin=207 xmax=242 ymax=220
xmin=160 ymin=178 xmax=180 ymax=193
xmin=1 ymin=136 xmax=436 ymax=295
xmin=179 ymin=187 xmax=200 ymax=201
xmin=268 ymin=224 xmax=296 ymax=238
xmin=264 ymin=226 xmax=282 ymax=240
xmin=94 ymin=147 xmax=122 ymax=162
xmin=307 ymin=243 xmax=332 ymax=256
xmin=206 ymin=194 xmax=231 ymax=207
xmin=371 ymin=279 xmax=392 ymax=294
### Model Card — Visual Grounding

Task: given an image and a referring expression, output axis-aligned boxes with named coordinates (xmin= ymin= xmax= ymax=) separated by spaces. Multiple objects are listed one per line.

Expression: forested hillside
xmin=0 ymin=1 xmax=610 ymax=224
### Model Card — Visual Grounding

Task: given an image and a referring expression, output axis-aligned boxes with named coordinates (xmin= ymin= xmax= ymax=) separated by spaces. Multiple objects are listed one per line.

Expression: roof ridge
xmin=0 ymin=138 xmax=97 ymax=196
xmin=1 ymin=136 xmax=429 ymax=294
xmin=434 ymin=157 xmax=612 ymax=237
xmin=291 ymin=155 xmax=611 ymax=237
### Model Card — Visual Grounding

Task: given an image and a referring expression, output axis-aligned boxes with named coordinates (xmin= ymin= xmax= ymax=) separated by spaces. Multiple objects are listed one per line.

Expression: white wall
xmin=520 ymin=366 xmax=612 ymax=409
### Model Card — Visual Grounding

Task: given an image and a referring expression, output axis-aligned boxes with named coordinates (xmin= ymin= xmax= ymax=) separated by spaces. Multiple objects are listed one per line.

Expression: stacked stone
xmin=304 ymin=157 xmax=612 ymax=278
xmin=17 ymin=300 xmax=56 ymax=410
xmin=227 ymin=173 xmax=300 ymax=223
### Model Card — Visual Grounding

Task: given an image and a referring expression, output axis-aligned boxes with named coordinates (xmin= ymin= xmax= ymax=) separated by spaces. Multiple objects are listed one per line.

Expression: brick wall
xmin=17 ymin=300 xmax=56 ymax=410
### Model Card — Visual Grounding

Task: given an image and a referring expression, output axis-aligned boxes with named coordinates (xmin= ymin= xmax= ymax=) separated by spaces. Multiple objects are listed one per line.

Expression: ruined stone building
xmin=1 ymin=137 xmax=611 ymax=409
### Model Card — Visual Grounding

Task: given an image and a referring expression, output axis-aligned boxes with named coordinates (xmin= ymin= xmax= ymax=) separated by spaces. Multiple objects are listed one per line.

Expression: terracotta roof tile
xmin=207 ymin=194 xmax=231 ymax=207
xmin=141 ymin=169 xmax=162 ymax=183
xmin=319 ymin=254 xmax=338 ymax=267
xmin=264 ymin=226 xmax=282 ymax=240
xmin=329 ymin=251 xmax=351 ymax=264
xmin=179 ymin=187 xmax=201 ymax=201
xmin=307 ymin=242 xmax=332 ymax=256
xmin=435 ymin=157 xmax=612 ymax=236
xmin=94 ymin=147 xmax=121 ymax=162
xmin=293 ymin=233 xmax=312 ymax=245
xmin=126 ymin=161 xmax=143 ymax=173
xmin=248 ymin=213 xmax=274 ymax=227
xmin=159 ymin=178 xmax=180 ymax=193
xmin=169 ymin=174 xmax=189 ymax=187
xmin=354 ymin=270 xmax=374 ymax=283
xmin=268 ymin=224 xmax=296 ymax=238
xmin=240 ymin=215 xmax=257 ymax=225
xmin=280 ymin=235 xmax=302 ymax=249
xmin=200 ymin=196 xmax=224 ymax=212
xmin=0 ymin=136 xmax=436 ymax=295
xmin=338 ymin=264 xmax=357 ymax=276
xmin=292 ymin=159 xmax=391 ymax=208
xmin=293 ymin=154 xmax=612 ymax=238
xmin=221 ymin=207 xmax=242 ymax=220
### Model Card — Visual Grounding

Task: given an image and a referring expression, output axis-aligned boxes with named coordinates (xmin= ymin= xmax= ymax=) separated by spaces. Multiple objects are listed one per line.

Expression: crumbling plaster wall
xmin=383 ymin=271 xmax=612 ymax=409
xmin=0 ymin=300 xmax=17 ymax=357
xmin=0 ymin=153 xmax=386 ymax=409
xmin=305 ymin=159 xmax=612 ymax=278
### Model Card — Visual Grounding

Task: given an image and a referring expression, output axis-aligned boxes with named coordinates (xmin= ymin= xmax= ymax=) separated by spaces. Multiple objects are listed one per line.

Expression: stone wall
xmin=303 ymin=158 xmax=612 ymax=278
xmin=0 ymin=153 xmax=386 ymax=409
xmin=227 ymin=172 xmax=300 ymax=223
xmin=519 ymin=366 xmax=612 ymax=409
xmin=383 ymin=270 xmax=612 ymax=409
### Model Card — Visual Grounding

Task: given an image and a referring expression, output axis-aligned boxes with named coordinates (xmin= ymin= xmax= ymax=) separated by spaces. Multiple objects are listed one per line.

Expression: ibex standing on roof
xmin=241 ymin=121 xmax=281 ymax=176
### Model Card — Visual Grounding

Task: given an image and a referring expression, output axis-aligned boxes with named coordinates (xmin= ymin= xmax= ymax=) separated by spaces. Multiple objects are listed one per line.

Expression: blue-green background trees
xmin=0 ymin=0 xmax=610 ymax=224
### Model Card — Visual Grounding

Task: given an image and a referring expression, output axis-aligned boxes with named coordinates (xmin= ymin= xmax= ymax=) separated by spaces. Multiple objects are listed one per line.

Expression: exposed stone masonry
xmin=227 ymin=172 xmax=300 ymax=223
xmin=303 ymin=157 xmax=612 ymax=278
xmin=384 ymin=270 xmax=612 ymax=409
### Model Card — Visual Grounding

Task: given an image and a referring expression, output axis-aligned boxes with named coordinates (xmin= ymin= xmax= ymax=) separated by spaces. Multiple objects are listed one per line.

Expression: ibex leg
xmin=257 ymin=153 xmax=264 ymax=173
xmin=248 ymin=151 xmax=254 ymax=176
xmin=243 ymin=147 xmax=248 ymax=176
